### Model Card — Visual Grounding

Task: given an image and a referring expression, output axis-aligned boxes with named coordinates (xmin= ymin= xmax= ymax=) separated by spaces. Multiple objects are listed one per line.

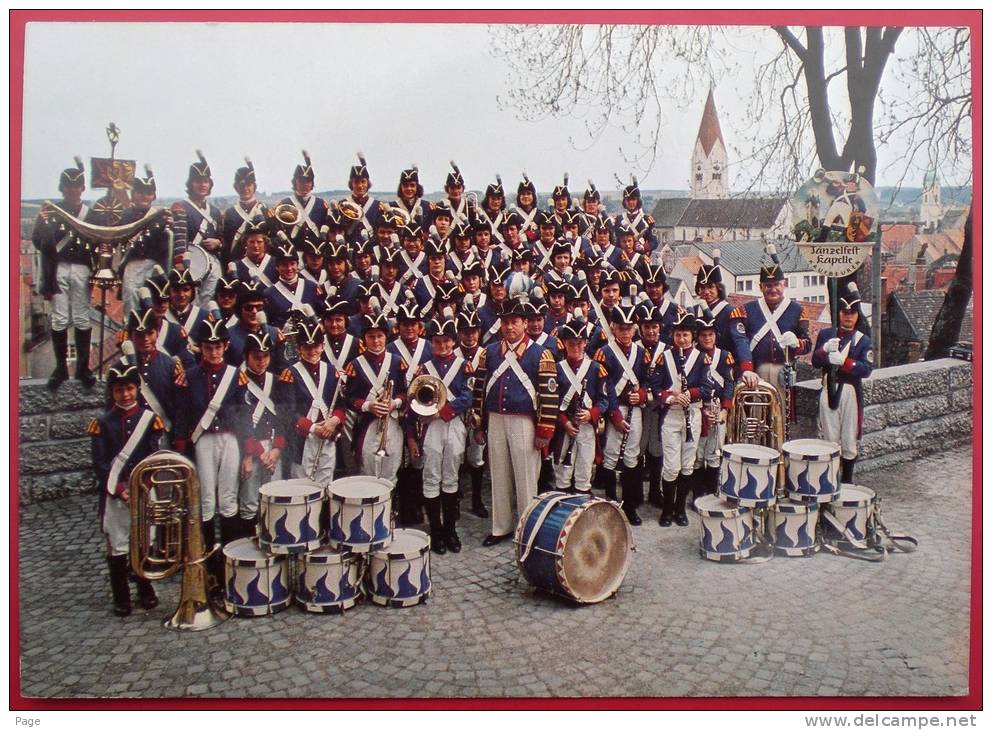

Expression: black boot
xmin=537 ymin=458 xmax=554 ymax=495
xmin=134 ymin=575 xmax=159 ymax=610
xmin=592 ymin=466 xmax=608 ymax=495
xmin=396 ymin=467 xmax=424 ymax=527
xmin=601 ymin=469 xmax=618 ymax=502
xmin=107 ymin=555 xmax=132 ymax=617
xmin=47 ymin=329 xmax=70 ymax=391
xmin=441 ymin=491 xmax=462 ymax=553
xmin=219 ymin=514 xmax=240 ymax=548
xmin=240 ymin=516 xmax=258 ymax=542
xmin=840 ymin=457 xmax=856 ymax=484
xmin=646 ymin=455 xmax=663 ymax=508
xmin=424 ymin=496 xmax=446 ymax=555
xmin=74 ymin=328 xmax=97 ymax=389
xmin=620 ymin=466 xmax=642 ymax=526
xmin=706 ymin=466 xmax=721 ymax=496
xmin=674 ymin=474 xmax=692 ymax=527
xmin=469 ymin=466 xmax=488 ymax=518
xmin=201 ymin=518 xmax=216 ymax=552
xmin=659 ymin=479 xmax=677 ymax=527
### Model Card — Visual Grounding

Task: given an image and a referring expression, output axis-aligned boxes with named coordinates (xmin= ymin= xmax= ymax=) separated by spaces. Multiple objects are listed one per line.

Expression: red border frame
xmin=9 ymin=8 xmax=982 ymax=712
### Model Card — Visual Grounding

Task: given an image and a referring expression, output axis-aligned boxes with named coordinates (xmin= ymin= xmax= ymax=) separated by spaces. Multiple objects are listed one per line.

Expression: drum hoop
xmin=694 ymin=495 xmax=749 ymax=518
xmin=784 ymin=450 xmax=840 ymax=463
xmin=185 ymin=245 xmax=210 ymax=282
xmin=719 ymin=493 xmax=776 ymax=510
xmin=774 ymin=501 xmax=820 ymax=514
xmin=554 ymin=497 xmax=632 ymax=604
xmin=721 ymin=450 xmax=778 ymax=467
xmin=831 ymin=486 xmax=876 ymax=507
xmin=331 ymin=493 xmax=391 ymax=506
xmin=264 ymin=492 xmax=325 ymax=505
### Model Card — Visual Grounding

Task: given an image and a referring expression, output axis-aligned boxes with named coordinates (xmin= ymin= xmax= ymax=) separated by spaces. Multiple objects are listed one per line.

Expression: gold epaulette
xmin=238 ymin=371 xmax=250 ymax=386
xmin=730 ymin=306 xmax=747 ymax=319
xmin=593 ymin=349 xmax=607 ymax=364
xmin=597 ymin=364 xmax=608 ymax=378
xmin=726 ymin=352 xmax=736 ymax=366
xmin=343 ymin=362 xmax=356 ymax=378
xmin=279 ymin=368 xmax=295 ymax=384
xmin=151 ymin=415 xmax=165 ymax=431
xmin=172 ymin=360 xmax=185 ymax=378
xmin=86 ymin=418 xmax=101 ymax=436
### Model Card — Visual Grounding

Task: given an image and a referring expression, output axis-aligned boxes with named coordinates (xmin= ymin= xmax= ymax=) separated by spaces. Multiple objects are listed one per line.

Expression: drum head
xmin=330 ymin=476 xmax=392 ymax=503
xmin=783 ymin=439 xmax=841 ymax=461
xmin=695 ymin=493 xmax=746 ymax=517
xmin=223 ymin=536 xmax=268 ymax=561
xmin=559 ymin=501 xmax=631 ymax=604
xmin=382 ymin=528 xmax=429 ymax=558
xmin=259 ymin=479 xmax=323 ymax=501
xmin=835 ymin=483 xmax=875 ymax=506
xmin=722 ymin=443 xmax=779 ymax=465
xmin=184 ymin=245 xmax=210 ymax=282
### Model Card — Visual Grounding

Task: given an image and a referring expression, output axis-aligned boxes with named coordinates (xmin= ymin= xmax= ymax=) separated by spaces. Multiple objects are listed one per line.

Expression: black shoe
xmin=469 ymin=466 xmax=489 ymax=518
xmin=47 ymin=364 xmax=69 ymax=391
xmin=674 ymin=474 xmax=691 ymax=527
xmin=441 ymin=492 xmax=462 ymax=553
xmin=482 ymin=533 xmax=511 ymax=547
xmin=107 ymin=555 xmax=132 ymax=617
xmin=424 ymin=496 xmax=447 ymax=554
xmin=658 ymin=511 xmax=673 ymax=527
xmin=135 ymin=578 xmax=159 ymax=610
xmin=674 ymin=512 xmax=689 ymax=527
xmin=48 ymin=329 xmax=70 ymax=391
xmin=625 ymin=509 xmax=642 ymax=526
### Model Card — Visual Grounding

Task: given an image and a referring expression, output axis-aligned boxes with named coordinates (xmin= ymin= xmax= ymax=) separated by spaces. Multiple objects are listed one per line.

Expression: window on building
xmin=695 ymin=173 xmax=703 ymax=183
xmin=712 ymin=173 xmax=721 ymax=180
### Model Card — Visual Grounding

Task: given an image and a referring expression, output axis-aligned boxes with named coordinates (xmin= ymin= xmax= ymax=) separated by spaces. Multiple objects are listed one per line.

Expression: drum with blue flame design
xmin=328 ymin=476 xmax=393 ymax=553
xmin=223 ymin=537 xmax=292 ymax=617
xmin=719 ymin=443 xmax=779 ymax=508
xmin=771 ymin=499 xmax=821 ymax=557
xmin=366 ymin=528 xmax=431 ymax=608
xmin=783 ymin=439 xmax=841 ymax=503
xmin=258 ymin=479 xmax=326 ymax=554
xmin=514 ymin=491 xmax=632 ymax=604
xmin=822 ymin=484 xmax=875 ymax=548
xmin=294 ymin=544 xmax=363 ymax=613
xmin=693 ymin=494 xmax=755 ymax=562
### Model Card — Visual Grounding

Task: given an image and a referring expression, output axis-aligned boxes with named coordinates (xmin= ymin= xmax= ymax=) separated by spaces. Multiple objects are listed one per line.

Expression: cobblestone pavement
xmin=18 ymin=446 xmax=972 ymax=699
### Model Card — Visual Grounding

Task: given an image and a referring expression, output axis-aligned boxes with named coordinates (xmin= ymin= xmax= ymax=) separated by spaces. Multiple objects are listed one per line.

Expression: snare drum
xmin=366 ymin=528 xmax=431 ymax=608
xmin=223 ymin=537 xmax=292 ymax=616
xmin=258 ymin=479 xmax=326 ymax=555
xmin=515 ymin=491 xmax=633 ymax=604
xmin=295 ymin=545 xmax=363 ymax=613
xmin=771 ymin=499 xmax=820 ymax=557
xmin=783 ymin=439 xmax=841 ymax=503
xmin=327 ymin=476 xmax=392 ymax=553
xmin=822 ymin=484 xmax=875 ymax=547
xmin=183 ymin=244 xmax=211 ymax=285
xmin=719 ymin=443 xmax=779 ymax=508
xmin=694 ymin=494 xmax=754 ymax=562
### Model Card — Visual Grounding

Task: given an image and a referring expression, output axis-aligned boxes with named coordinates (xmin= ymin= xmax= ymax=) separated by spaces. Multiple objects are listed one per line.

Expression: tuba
xmin=727 ymin=379 xmax=785 ymax=452
xmin=129 ymin=450 xmax=229 ymax=631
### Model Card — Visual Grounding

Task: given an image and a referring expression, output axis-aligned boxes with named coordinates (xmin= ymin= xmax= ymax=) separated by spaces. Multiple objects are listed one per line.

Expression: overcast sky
xmin=19 ymin=22 xmax=969 ymax=199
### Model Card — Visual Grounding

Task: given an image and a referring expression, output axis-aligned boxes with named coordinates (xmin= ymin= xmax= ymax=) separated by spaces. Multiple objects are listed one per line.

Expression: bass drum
xmin=514 ymin=492 xmax=633 ymax=604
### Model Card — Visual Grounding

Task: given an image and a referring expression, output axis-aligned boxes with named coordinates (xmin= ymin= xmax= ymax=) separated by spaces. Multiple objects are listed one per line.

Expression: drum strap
xmin=243 ymin=368 xmax=277 ymax=427
xmin=106 ymin=410 xmax=154 ymax=494
xmin=486 ymin=342 xmax=537 ymax=410
xmin=559 ymin=358 xmax=592 ymax=411
xmin=749 ymin=297 xmax=792 ymax=353
xmin=517 ymin=494 xmax=578 ymax=563
xmin=294 ymin=360 xmax=330 ymax=422
xmin=192 ymin=365 xmax=237 ymax=443
xmin=609 ymin=341 xmax=641 ymax=396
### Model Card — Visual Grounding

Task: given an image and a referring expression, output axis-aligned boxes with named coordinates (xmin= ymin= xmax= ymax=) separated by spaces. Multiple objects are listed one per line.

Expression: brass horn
xmin=273 ymin=202 xmax=301 ymax=226
xmin=727 ymin=379 xmax=785 ymax=452
xmin=336 ymin=199 xmax=363 ymax=221
xmin=129 ymin=450 xmax=228 ymax=631
xmin=40 ymin=200 xmax=168 ymax=243
xmin=408 ymin=374 xmax=448 ymax=418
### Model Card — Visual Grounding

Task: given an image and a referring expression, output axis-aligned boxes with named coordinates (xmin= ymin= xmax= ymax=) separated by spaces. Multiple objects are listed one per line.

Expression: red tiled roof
xmin=879 ymin=223 xmax=918 ymax=254
xmin=696 ymin=88 xmax=724 ymax=156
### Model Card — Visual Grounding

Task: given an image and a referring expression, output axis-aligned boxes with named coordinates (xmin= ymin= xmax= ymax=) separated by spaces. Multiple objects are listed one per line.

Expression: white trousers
xmin=51 ymin=262 xmax=93 ymax=331
xmin=661 ymin=406 xmax=702 ymax=481
xmin=602 ymin=407 xmax=643 ymax=470
xmin=102 ymin=497 xmax=130 ymax=556
xmin=422 ymin=417 xmax=467 ymax=498
xmin=639 ymin=406 xmax=662 ymax=458
xmin=241 ymin=441 xmax=282 ymax=520
xmin=553 ymin=422 xmax=596 ymax=492
xmin=488 ymin=414 xmax=539 ymax=536
xmin=757 ymin=363 xmax=789 ymax=413
xmin=818 ymin=382 xmax=860 ymax=460
xmin=295 ymin=433 xmax=337 ymax=487
xmin=194 ymin=432 xmax=240 ymax=521
xmin=359 ymin=415 xmax=404 ymax=486
xmin=695 ymin=419 xmax=726 ymax=469
xmin=465 ymin=440 xmax=485 ymax=469
xmin=122 ymin=258 xmax=159 ymax=319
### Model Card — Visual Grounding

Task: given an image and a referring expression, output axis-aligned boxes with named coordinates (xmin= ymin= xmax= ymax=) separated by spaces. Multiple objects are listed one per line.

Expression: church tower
xmin=690 ymin=88 xmax=729 ymax=199
xmin=920 ymin=170 xmax=942 ymax=231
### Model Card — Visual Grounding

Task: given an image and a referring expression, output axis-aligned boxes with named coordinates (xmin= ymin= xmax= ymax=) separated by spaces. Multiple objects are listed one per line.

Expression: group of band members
xmin=34 ymin=152 xmax=874 ymax=616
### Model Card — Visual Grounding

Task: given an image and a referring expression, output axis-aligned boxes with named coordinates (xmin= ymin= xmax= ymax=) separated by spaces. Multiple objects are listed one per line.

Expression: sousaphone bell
xmin=408 ymin=374 xmax=447 ymax=418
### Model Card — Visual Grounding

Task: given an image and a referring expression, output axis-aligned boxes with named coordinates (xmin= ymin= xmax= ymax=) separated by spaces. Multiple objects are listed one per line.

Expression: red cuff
xmin=535 ymin=424 xmax=555 ymax=440
xmin=658 ymin=390 xmax=673 ymax=404
xmin=637 ymin=388 xmax=647 ymax=404
xmin=841 ymin=357 xmax=856 ymax=374
xmin=333 ymin=408 xmax=347 ymax=424
xmin=688 ymin=387 xmax=700 ymax=401
xmin=114 ymin=481 xmax=128 ymax=498
xmin=272 ymin=436 xmax=286 ymax=451
xmin=721 ymin=399 xmax=733 ymax=410
xmin=557 ymin=412 xmax=571 ymax=426
xmin=173 ymin=438 xmax=188 ymax=453
xmin=295 ymin=417 xmax=313 ymax=435
xmin=245 ymin=438 xmax=264 ymax=457
xmin=740 ymin=361 xmax=754 ymax=372
xmin=439 ymin=404 xmax=456 ymax=422
xmin=609 ymin=409 xmax=625 ymax=427
xmin=588 ymin=407 xmax=601 ymax=422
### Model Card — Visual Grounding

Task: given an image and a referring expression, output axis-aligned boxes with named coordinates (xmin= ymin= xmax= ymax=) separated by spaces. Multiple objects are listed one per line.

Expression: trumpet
xmin=374 ymin=381 xmax=394 ymax=459
xmin=129 ymin=450 xmax=228 ymax=631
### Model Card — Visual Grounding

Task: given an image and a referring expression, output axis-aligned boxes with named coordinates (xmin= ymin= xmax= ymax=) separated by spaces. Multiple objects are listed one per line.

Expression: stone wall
xmin=794 ymin=357 xmax=973 ymax=475
xmin=18 ymin=379 xmax=105 ymax=503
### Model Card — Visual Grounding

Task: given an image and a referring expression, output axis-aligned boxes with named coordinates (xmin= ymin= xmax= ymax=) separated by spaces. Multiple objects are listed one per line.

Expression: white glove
xmin=824 ymin=337 xmax=840 ymax=353
xmin=778 ymin=331 xmax=799 ymax=349
xmin=828 ymin=350 xmax=845 ymax=366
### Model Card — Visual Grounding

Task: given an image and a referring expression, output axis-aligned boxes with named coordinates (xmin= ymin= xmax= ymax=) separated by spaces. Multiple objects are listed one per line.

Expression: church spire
xmin=690 ymin=87 xmax=728 ymax=199
xmin=696 ymin=87 xmax=724 ymax=157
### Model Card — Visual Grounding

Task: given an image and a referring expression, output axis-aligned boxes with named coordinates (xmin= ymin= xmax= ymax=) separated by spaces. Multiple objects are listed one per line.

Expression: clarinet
xmin=616 ymin=384 xmax=635 ymax=461
xmin=679 ymin=365 xmax=694 ymax=443
xmin=560 ymin=369 xmax=591 ymax=467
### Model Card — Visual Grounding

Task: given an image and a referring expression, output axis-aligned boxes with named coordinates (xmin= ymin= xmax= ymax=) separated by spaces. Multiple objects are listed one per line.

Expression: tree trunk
xmin=924 ymin=203 xmax=973 ymax=359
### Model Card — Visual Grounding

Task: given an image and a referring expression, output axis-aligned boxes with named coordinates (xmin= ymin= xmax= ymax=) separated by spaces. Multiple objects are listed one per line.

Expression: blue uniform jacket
xmin=729 ymin=298 xmax=810 ymax=372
